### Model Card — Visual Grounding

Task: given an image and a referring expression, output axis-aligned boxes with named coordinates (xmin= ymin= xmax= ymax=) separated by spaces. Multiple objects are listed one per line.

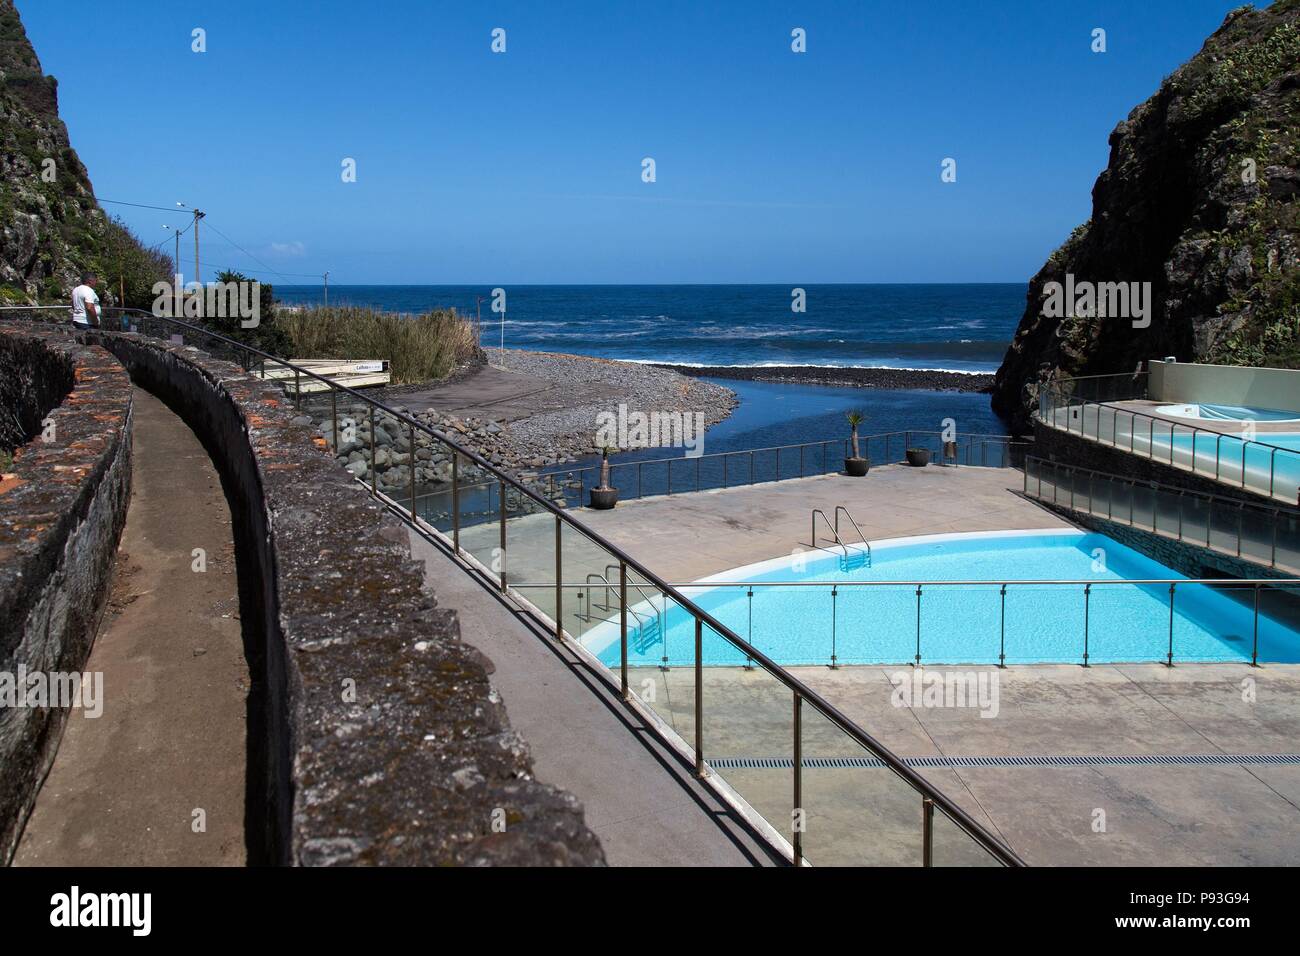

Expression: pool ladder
xmin=811 ymin=506 xmax=872 ymax=571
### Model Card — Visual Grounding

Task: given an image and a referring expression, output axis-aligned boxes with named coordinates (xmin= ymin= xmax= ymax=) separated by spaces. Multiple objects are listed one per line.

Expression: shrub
xmin=279 ymin=306 xmax=481 ymax=383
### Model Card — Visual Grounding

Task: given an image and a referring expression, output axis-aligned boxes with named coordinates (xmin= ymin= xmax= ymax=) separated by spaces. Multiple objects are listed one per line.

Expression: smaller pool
xmin=1155 ymin=403 xmax=1300 ymax=424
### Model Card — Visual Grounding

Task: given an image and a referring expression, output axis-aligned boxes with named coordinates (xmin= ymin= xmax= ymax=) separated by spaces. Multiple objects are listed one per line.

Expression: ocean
xmin=273 ymin=283 xmax=1024 ymax=374
xmin=273 ymin=283 xmax=1024 ymax=447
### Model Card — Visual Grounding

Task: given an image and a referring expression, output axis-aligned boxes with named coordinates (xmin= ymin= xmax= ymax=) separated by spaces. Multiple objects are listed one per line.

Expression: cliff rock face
xmin=0 ymin=0 xmax=111 ymax=303
xmin=993 ymin=1 xmax=1300 ymax=433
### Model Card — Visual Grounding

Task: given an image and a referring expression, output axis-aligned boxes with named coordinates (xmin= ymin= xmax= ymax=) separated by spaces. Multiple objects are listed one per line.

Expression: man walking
xmin=71 ymin=273 xmax=101 ymax=329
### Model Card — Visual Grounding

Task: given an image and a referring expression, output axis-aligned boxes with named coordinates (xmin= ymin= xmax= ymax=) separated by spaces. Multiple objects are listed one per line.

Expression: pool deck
xmin=566 ymin=465 xmax=1300 ymax=866
xmin=574 ymin=462 xmax=1070 ymax=581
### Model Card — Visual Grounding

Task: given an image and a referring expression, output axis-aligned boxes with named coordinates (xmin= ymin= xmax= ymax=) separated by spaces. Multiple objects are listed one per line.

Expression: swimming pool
xmin=1156 ymin=403 xmax=1300 ymax=424
xmin=581 ymin=530 xmax=1300 ymax=666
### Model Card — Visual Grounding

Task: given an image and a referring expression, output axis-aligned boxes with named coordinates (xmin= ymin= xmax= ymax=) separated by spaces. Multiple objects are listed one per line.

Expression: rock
xmin=991 ymin=2 xmax=1300 ymax=433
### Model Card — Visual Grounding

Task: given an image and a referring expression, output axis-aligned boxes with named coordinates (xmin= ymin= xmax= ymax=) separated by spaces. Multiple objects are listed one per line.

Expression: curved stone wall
xmin=92 ymin=332 xmax=603 ymax=866
xmin=0 ymin=324 xmax=133 ymax=863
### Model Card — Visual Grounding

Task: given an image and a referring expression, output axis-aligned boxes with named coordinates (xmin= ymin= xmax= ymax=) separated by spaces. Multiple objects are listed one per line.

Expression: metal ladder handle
xmin=811 ymin=508 xmax=849 ymax=558
xmin=605 ymin=563 xmax=665 ymax=639
xmin=581 ymin=572 xmax=654 ymax=632
xmin=833 ymin=506 xmax=872 ymax=564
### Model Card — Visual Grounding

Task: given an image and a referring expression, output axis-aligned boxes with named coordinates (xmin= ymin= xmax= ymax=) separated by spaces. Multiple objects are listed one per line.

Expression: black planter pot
xmin=905 ymin=448 xmax=931 ymax=467
xmin=844 ymin=457 xmax=870 ymax=477
xmin=589 ymin=487 xmax=619 ymax=509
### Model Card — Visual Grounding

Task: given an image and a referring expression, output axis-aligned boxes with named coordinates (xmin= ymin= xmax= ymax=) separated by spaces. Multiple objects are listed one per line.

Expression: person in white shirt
xmin=71 ymin=273 xmax=101 ymax=328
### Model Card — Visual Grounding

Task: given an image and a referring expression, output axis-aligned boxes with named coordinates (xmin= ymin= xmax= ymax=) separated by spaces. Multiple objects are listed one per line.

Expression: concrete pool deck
xmin=567 ymin=465 xmax=1300 ymax=865
xmin=446 ymin=463 xmax=1300 ymax=865
xmin=573 ymin=463 xmax=1069 ymax=581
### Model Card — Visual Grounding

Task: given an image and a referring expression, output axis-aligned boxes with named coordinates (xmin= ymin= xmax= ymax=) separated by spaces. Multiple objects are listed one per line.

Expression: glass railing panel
xmin=1085 ymin=582 xmax=1166 ymax=663
xmin=1002 ymin=584 xmax=1086 ymax=664
xmin=1276 ymin=512 xmax=1300 ymax=573
xmin=1240 ymin=506 xmax=1275 ymax=568
xmin=455 ymin=455 xmax=503 ymax=582
xmin=1271 ymin=448 xmax=1300 ymax=502
xmin=931 ymin=804 xmax=1004 ymax=866
xmin=1131 ymin=481 xmax=1156 ymax=531
xmin=504 ymin=492 xmax=557 ymax=619
xmin=1152 ymin=487 xmax=1182 ymax=538
xmin=699 ymin=624 xmax=792 ymax=845
xmin=1171 ymin=582 xmax=1253 ymax=663
xmin=1180 ymin=494 xmax=1210 ymax=548
xmin=917 ymin=584 xmax=1001 ymax=666
xmin=798 ymin=702 xmax=923 ymax=866
xmin=1256 ymin=583 xmax=1300 ymax=664
xmin=559 ymin=524 xmax=620 ymax=642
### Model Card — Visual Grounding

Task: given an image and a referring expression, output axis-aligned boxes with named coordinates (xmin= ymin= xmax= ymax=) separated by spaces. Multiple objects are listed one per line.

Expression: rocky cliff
xmin=0 ymin=0 xmax=165 ymax=305
xmin=992 ymin=1 xmax=1300 ymax=433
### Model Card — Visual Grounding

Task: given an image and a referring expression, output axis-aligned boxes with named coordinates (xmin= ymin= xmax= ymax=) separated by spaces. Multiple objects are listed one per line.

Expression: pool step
xmin=710 ymin=752 xmax=1300 ymax=770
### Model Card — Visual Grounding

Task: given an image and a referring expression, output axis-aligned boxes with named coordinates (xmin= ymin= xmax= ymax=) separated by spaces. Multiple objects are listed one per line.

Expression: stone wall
xmin=0 ymin=324 xmax=133 ymax=863
xmin=91 ymin=331 xmax=603 ymax=866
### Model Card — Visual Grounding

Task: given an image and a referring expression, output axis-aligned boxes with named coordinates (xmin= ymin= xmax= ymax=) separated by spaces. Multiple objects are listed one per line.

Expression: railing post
xmin=830 ymin=585 xmax=839 ymax=668
xmin=1166 ymin=583 xmax=1176 ymax=667
xmin=1082 ymin=583 xmax=1091 ymax=667
xmin=294 ymin=368 xmax=301 ymax=410
xmin=999 ymin=584 xmax=1007 ymax=668
xmin=331 ymin=386 xmax=339 ymax=452
xmin=793 ymin=691 xmax=803 ymax=867
xmin=1237 ymin=503 xmax=1244 ymax=557
xmin=1272 ymin=510 xmax=1279 ymax=569
xmin=451 ymin=453 xmax=460 ymax=552
xmin=694 ymin=617 xmax=704 ymax=776
xmin=914 ymin=585 xmax=922 ymax=667
xmin=922 ymin=797 xmax=934 ymax=867
xmin=1252 ymin=584 xmax=1260 ymax=667
xmin=498 ymin=480 xmax=507 ymax=591
xmin=619 ymin=560 xmax=628 ymax=694
xmin=409 ymin=422 xmax=417 ymax=521
xmin=745 ymin=587 xmax=754 ymax=669
xmin=723 ymin=454 xmax=728 ymax=488
xmin=368 ymin=405 xmax=377 ymax=496
xmin=555 ymin=516 xmax=564 ymax=641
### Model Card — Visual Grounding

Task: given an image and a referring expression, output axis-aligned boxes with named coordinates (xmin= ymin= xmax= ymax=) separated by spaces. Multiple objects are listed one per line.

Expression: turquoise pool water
xmin=582 ymin=531 xmax=1300 ymax=666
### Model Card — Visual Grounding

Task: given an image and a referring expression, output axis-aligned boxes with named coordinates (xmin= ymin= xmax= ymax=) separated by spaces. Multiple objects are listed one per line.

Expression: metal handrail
xmin=603 ymin=562 xmax=664 ymax=640
xmin=834 ymin=506 xmax=872 ymax=565
xmin=1038 ymin=383 xmax=1300 ymax=501
xmin=3 ymin=305 xmax=1024 ymax=867
xmin=811 ymin=508 xmax=848 ymax=559
xmin=1024 ymin=455 xmax=1300 ymax=574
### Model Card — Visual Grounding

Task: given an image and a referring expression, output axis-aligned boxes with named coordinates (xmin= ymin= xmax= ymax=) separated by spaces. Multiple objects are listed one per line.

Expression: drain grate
xmin=709 ymin=753 xmax=1300 ymax=770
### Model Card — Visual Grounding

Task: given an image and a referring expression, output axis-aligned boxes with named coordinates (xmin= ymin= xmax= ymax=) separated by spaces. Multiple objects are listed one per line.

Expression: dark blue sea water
xmin=274 ymin=284 xmax=1024 ymax=373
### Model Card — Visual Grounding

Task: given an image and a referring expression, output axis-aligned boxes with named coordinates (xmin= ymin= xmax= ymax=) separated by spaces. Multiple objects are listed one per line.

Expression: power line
xmin=202 ymin=218 xmax=327 ymax=280
xmin=93 ymin=196 xmax=182 ymax=213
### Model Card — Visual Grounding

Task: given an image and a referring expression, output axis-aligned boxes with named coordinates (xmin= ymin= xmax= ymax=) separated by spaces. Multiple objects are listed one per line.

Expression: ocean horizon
xmin=273 ymin=283 xmax=1025 ymax=374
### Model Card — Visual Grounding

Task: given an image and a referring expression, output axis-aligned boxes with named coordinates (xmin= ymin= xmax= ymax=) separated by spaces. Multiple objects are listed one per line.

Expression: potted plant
xmin=906 ymin=446 xmax=931 ymax=467
xmin=589 ymin=446 xmax=619 ymax=509
xmin=844 ymin=410 xmax=869 ymax=476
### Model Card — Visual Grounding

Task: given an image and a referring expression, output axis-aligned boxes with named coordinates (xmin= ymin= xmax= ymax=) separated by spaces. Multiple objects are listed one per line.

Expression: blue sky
xmin=18 ymin=0 xmax=1259 ymax=284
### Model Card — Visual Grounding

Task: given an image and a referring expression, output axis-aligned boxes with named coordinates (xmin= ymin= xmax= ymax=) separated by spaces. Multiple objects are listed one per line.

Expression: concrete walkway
xmin=406 ymin=528 xmax=782 ymax=866
xmin=14 ymin=388 xmax=248 ymax=866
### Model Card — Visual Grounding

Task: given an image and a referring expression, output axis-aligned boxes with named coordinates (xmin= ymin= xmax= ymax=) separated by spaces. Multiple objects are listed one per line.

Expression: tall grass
xmin=279 ymin=306 xmax=481 ymax=384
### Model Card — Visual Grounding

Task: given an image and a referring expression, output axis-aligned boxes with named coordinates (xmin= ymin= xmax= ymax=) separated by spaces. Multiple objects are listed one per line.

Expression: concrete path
xmin=14 ymin=388 xmax=248 ymax=866
xmin=407 ymin=528 xmax=783 ymax=866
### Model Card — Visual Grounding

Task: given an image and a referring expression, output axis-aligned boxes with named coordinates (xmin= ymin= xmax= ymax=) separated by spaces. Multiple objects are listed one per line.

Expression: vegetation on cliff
xmin=993 ymin=1 xmax=1300 ymax=432
xmin=0 ymin=0 xmax=169 ymax=307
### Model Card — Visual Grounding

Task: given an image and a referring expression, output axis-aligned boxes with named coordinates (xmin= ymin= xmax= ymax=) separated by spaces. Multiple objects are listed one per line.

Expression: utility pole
xmin=192 ymin=209 xmax=205 ymax=287
xmin=323 ymin=271 xmax=329 ymax=308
